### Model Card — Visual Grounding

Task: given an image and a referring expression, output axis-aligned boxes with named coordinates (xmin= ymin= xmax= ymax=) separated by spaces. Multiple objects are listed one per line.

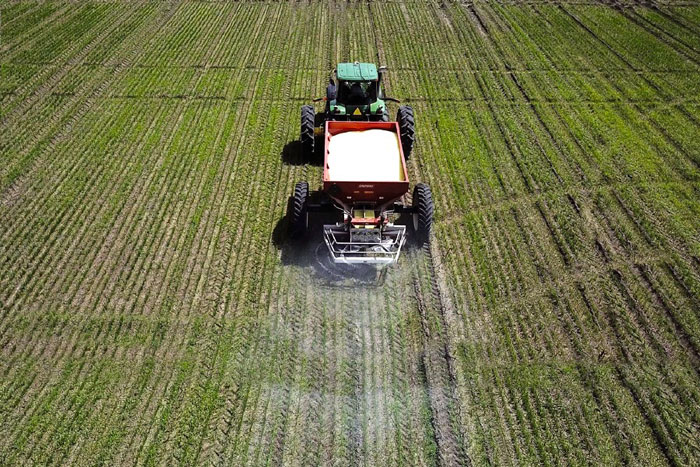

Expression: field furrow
xmin=2 ymin=0 xmax=699 ymax=465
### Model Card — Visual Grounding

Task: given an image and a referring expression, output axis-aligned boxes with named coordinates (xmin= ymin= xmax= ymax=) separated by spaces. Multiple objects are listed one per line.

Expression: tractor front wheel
xmin=300 ymin=105 xmax=315 ymax=159
xmin=289 ymin=181 xmax=309 ymax=238
xmin=412 ymin=183 xmax=433 ymax=245
xmin=397 ymin=105 xmax=415 ymax=160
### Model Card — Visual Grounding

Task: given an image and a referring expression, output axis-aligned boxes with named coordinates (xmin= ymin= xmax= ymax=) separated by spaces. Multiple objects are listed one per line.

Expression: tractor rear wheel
xmin=289 ymin=181 xmax=309 ymax=238
xmin=397 ymin=105 xmax=415 ymax=160
xmin=412 ymin=183 xmax=433 ymax=245
xmin=300 ymin=105 xmax=315 ymax=159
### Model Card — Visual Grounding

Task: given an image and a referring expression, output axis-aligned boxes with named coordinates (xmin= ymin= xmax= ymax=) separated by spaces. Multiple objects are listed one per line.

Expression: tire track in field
xmin=263 ymin=258 xmax=440 ymax=465
xmin=635 ymin=264 xmax=700 ymax=370
xmin=431 ymin=214 xmax=505 ymax=462
xmin=224 ymin=155 xmax=315 ymax=464
xmin=262 ymin=63 xmax=334 ymax=465
xmin=371 ymin=7 xmax=471 ymax=461
xmin=481 ymin=0 xmax=700 ymax=323
xmin=363 ymin=7 xmax=433 ymax=463
xmin=3 ymin=1 xmax=699 ymax=464
xmin=649 ymin=4 xmax=700 ymax=38
xmin=451 ymin=209 xmax=541 ymax=462
xmin=432 ymin=0 xmax=696 ymax=460
xmin=228 ymin=23 xmax=317 ymax=466
xmin=163 ymin=8 xmax=308 ymax=464
xmin=411 ymin=247 xmax=471 ymax=467
xmin=494 ymin=4 xmax=700 ymax=181
xmin=232 ymin=117 xmax=449 ymax=466
xmin=204 ymin=6 xmax=442 ymax=463
xmin=518 ymin=6 xmax=700 ymax=271
xmin=583 ymin=264 xmax=690 ymax=463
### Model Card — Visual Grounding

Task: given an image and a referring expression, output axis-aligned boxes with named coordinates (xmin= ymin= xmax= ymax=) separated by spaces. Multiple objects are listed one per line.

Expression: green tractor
xmin=301 ymin=62 xmax=415 ymax=160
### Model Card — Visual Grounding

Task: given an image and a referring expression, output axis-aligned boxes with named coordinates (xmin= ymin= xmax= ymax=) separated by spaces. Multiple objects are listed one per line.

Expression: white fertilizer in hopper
xmin=327 ymin=129 xmax=405 ymax=182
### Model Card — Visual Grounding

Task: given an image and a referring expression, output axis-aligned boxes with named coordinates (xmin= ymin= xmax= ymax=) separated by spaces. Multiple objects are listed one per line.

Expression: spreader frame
xmin=323 ymin=223 xmax=407 ymax=265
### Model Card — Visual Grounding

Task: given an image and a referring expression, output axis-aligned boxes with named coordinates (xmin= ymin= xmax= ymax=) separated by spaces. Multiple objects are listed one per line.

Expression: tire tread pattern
xmin=301 ymin=105 xmax=315 ymax=159
xmin=397 ymin=105 xmax=415 ymax=160
xmin=290 ymin=181 xmax=309 ymax=238
xmin=413 ymin=183 xmax=433 ymax=244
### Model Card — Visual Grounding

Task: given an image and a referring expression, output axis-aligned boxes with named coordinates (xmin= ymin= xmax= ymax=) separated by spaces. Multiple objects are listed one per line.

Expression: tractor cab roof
xmin=336 ymin=62 xmax=378 ymax=81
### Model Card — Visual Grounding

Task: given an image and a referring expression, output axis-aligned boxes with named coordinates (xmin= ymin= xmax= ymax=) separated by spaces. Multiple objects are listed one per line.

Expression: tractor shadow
xmin=280 ymin=112 xmax=326 ymax=166
xmin=280 ymin=138 xmax=324 ymax=167
xmin=280 ymin=140 xmax=305 ymax=166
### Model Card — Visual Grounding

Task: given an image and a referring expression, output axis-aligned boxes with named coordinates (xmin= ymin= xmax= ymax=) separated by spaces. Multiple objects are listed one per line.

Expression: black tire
xmin=397 ymin=105 xmax=415 ymax=160
xmin=301 ymin=105 xmax=315 ymax=159
xmin=289 ymin=181 xmax=309 ymax=238
xmin=412 ymin=183 xmax=433 ymax=245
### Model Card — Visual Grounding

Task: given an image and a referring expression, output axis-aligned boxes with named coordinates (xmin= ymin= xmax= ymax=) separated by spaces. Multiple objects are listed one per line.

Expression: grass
xmin=1 ymin=0 xmax=700 ymax=465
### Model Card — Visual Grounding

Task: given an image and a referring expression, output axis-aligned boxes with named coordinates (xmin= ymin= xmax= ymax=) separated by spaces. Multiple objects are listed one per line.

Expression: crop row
xmin=1 ymin=1 xmax=699 ymax=465
xmin=390 ymin=2 xmax=700 ymax=464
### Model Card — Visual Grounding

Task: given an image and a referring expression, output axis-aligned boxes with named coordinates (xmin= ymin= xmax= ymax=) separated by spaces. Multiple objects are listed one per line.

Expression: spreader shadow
xmin=272 ymin=199 xmax=390 ymax=287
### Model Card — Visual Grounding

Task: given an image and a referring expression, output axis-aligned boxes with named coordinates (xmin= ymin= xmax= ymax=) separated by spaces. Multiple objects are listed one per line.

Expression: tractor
xmin=300 ymin=62 xmax=415 ymax=161
xmin=288 ymin=62 xmax=432 ymax=265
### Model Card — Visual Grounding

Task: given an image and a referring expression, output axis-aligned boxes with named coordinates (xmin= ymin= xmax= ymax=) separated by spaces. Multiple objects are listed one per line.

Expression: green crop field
xmin=2 ymin=0 xmax=700 ymax=465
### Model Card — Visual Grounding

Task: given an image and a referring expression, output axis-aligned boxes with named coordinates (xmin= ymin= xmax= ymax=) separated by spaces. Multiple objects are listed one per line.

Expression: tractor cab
xmin=328 ymin=62 xmax=388 ymax=121
xmin=300 ymin=62 xmax=414 ymax=160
